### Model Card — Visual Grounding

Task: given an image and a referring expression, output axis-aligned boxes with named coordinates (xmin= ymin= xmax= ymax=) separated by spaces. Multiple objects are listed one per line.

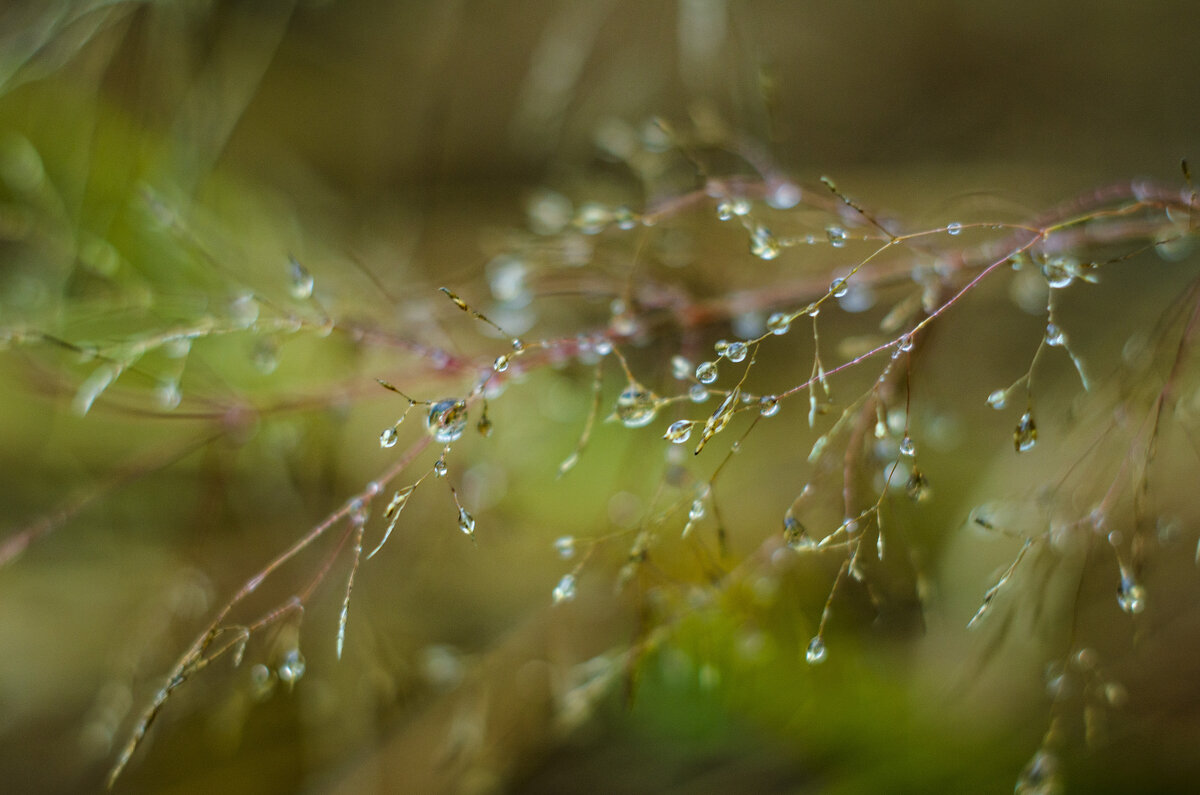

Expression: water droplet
xmin=493 ymin=354 xmax=510 ymax=372
xmin=427 ymin=399 xmax=468 ymax=443
xmin=906 ymin=467 xmax=931 ymax=502
xmin=73 ymin=364 xmax=118 ymax=416
xmin=1014 ymin=411 xmax=1037 ymax=453
xmin=664 ymin=420 xmax=693 ymax=444
xmin=229 ymin=292 xmax=259 ymax=327
xmin=277 ymin=648 xmax=306 ymax=685
xmin=249 ymin=663 xmax=276 ymax=701
xmin=750 ymin=225 xmax=780 ymax=260
xmin=527 ymin=189 xmax=572 ymax=235
xmin=1046 ymin=323 xmax=1066 ymax=347
xmin=946 ymin=222 xmax=962 ymax=236
xmin=1015 ymin=750 xmax=1062 ymax=795
xmin=783 ymin=514 xmax=812 ymax=550
xmin=716 ymin=199 xmax=735 ymax=221
xmin=163 ymin=336 xmax=192 ymax=359
xmin=688 ymin=499 xmax=705 ymax=521
xmin=841 ymin=517 xmax=860 ymax=536
xmin=287 ymin=257 xmax=314 ymax=299
xmin=156 ymin=381 xmax=181 ymax=410
xmin=724 ymin=341 xmax=748 ymax=363
xmin=830 ymin=277 xmax=849 ymax=298
xmin=1117 ymin=574 xmax=1145 ymax=614
xmin=554 ymin=536 xmax=576 ymax=560
xmin=825 ymin=225 xmax=847 ymax=248
xmin=1042 ymin=257 xmax=1075 ymax=289
xmin=731 ymin=198 xmax=751 ymax=216
xmin=759 ymin=396 xmax=780 ymax=417
xmin=899 ymin=435 xmax=916 ymax=457
xmin=986 ymin=389 xmax=1007 ymax=410
xmin=1103 ymin=681 xmax=1128 ymax=707
xmin=615 ymin=385 xmax=659 ymax=428
xmin=806 ymin=304 xmax=820 ymax=318
xmin=574 ymin=202 xmax=611 ymax=234
xmin=379 ymin=426 xmax=399 ymax=448
xmin=689 ymin=384 xmax=709 ymax=403
xmin=671 ymin=355 xmax=692 ymax=380
xmin=552 ymin=573 xmax=577 ymax=604
xmin=695 ymin=361 xmax=719 ymax=384
xmin=897 ymin=333 xmax=914 ymax=352
xmin=433 ymin=459 xmax=448 ymax=477
xmin=457 ymin=506 xmax=476 ymax=536
xmin=805 ymin=636 xmax=827 ymax=664
xmin=767 ymin=312 xmax=791 ymax=335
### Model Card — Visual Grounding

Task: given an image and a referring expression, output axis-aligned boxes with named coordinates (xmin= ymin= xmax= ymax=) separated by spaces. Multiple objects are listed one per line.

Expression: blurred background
xmin=1 ymin=1 xmax=1199 ymax=793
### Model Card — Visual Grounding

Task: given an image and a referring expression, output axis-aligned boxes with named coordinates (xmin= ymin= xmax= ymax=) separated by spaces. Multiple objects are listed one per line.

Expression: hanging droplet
xmin=899 ymin=435 xmax=916 ymax=457
xmin=825 ymin=225 xmax=847 ymax=248
xmin=671 ymin=355 xmax=693 ymax=380
xmin=1014 ymin=411 xmax=1037 ymax=453
xmin=689 ymin=384 xmax=709 ymax=403
xmin=805 ymin=636 xmax=827 ymax=664
xmin=906 ymin=467 xmax=931 ymax=502
xmin=986 ymin=389 xmax=1007 ymax=410
xmin=724 ymin=341 xmax=748 ymax=363
xmin=73 ymin=363 xmax=118 ymax=416
xmin=897 ymin=333 xmax=914 ymax=352
xmin=287 ymin=257 xmax=315 ymax=299
xmin=476 ymin=413 xmax=493 ymax=437
xmin=277 ymin=648 xmax=306 ymax=685
xmin=379 ymin=425 xmax=399 ymax=448
xmin=614 ymin=385 xmax=659 ymax=428
xmin=695 ymin=361 xmax=719 ymax=384
xmin=946 ymin=222 xmax=962 ymax=236
xmin=427 ymin=399 xmax=468 ymax=443
xmin=433 ymin=458 xmax=448 ymax=477
xmin=552 ymin=573 xmax=577 ymax=604
xmin=664 ymin=420 xmax=693 ymax=444
xmin=767 ymin=312 xmax=791 ymax=335
xmin=457 ymin=506 xmax=476 ymax=536
xmin=688 ymin=499 xmax=705 ymax=521
xmin=759 ymin=396 xmax=780 ymax=417
xmin=156 ymin=381 xmax=182 ymax=411
xmin=830 ymin=277 xmax=849 ymax=298
xmin=1014 ymin=749 xmax=1062 ymax=795
xmin=1046 ymin=323 xmax=1066 ymax=347
xmin=716 ymin=199 xmax=735 ymax=221
xmin=493 ymin=354 xmax=510 ymax=373
xmin=783 ymin=514 xmax=812 ymax=550
xmin=554 ymin=536 xmax=576 ymax=560
xmin=1116 ymin=574 xmax=1146 ymax=614
xmin=1041 ymin=257 xmax=1076 ymax=289
xmin=749 ymin=225 xmax=780 ymax=260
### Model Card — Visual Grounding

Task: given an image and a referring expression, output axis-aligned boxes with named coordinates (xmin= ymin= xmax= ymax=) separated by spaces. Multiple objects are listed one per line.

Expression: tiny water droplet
xmin=457 ymin=506 xmax=476 ymax=536
xmin=664 ymin=420 xmax=693 ymax=444
xmin=731 ymin=198 xmax=751 ymax=216
xmin=767 ymin=312 xmax=791 ymax=335
xmin=476 ymin=414 xmax=493 ymax=437
xmin=379 ymin=426 xmax=399 ymax=448
xmin=1014 ymin=411 xmax=1037 ymax=452
xmin=688 ymin=499 xmax=705 ymax=521
xmin=750 ymin=225 xmax=780 ymax=260
xmin=716 ymin=199 xmax=735 ymax=221
xmin=897 ymin=333 xmax=914 ymax=352
xmin=1046 ymin=323 xmax=1066 ymax=347
xmin=277 ymin=648 xmax=306 ymax=685
xmin=759 ymin=396 xmax=780 ymax=417
xmin=427 ymin=399 xmax=468 ymax=443
xmin=695 ymin=361 xmax=719 ymax=384
xmin=671 ymin=355 xmax=693 ymax=380
xmin=724 ymin=341 xmax=748 ymax=362
xmin=805 ymin=636 xmax=827 ymax=664
xmin=493 ymin=354 xmax=510 ymax=372
xmin=433 ymin=459 xmax=448 ymax=477
xmin=156 ymin=381 xmax=181 ymax=410
xmin=783 ymin=514 xmax=811 ymax=550
xmin=899 ymin=435 xmax=916 ymax=457
xmin=249 ymin=663 xmax=276 ymax=701
xmin=552 ymin=573 xmax=577 ymax=604
xmin=1116 ymin=574 xmax=1145 ymax=614
xmin=554 ymin=536 xmax=576 ymax=560
xmin=830 ymin=277 xmax=849 ymax=298
xmin=825 ymin=225 xmax=847 ymax=248
xmin=986 ymin=389 xmax=1007 ymax=410
xmin=615 ymin=385 xmax=659 ymax=428
xmin=946 ymin=222 xmax=962 ymax=236
xmin=689 ymin=384 xmax=709 ymax=403
xmin=287 ymin=258 xmax=314 ymax=299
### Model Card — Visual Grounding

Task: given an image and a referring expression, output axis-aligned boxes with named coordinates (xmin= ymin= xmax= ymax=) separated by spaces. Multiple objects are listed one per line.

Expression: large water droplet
xmin=767 ymin=312 xmax=791 ymax=335
xmin=615 ymin=385 xmax=659 ymax=428
xmin=427 ymin=399 xmax=468 ymax=443
xmin=379 ymin=426 xmax=399 ymax=448
xmin=805 ymin=636 xmax=827 ymax=664
xmin=664 ymin=420 xmax=693 ymax=444
xmin=695 ymin=361 xmax=719 ymax=384
xmin=1042 ymin=257 xmax=1075 ymax=289
xmin=1014 ymin=411 xmax=1037 ymax=453
xmin=759 ymin=396 xmax=780 ymax=417
xmin=724 ymin=341 xmax=748 ymax=363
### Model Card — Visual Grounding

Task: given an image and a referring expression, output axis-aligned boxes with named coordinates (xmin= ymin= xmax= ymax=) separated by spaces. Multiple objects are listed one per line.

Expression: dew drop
xmin=759 ymin=396 xmax=780 ymax=417
xmin=731 ymin=198 xmax=751 ymax=216
xmin=574 ymin=202 xmax=611 ymax=234
xmin=805 ymin=636 xmax=827 ymax=665
xmin=1042 ymin=257 xmax=1076 ymax=289
xmin=552 ymin=573 xmax=577 ymax=604
xmin=671 ymin=355 xmax=693 ymax=380
xmin=689 ymin=384 xmax=709 ymax=403
xmin=946 ymin=222 xmax=962 ymax=236
xmin=830 ymin=277 xmax=849 ymax=298
xmin=379 ymin=426 xmax=399 ymax=448
xmin=554 ymin=536 xmax=576 ymax=560
xmin=427 ymin=399 xmax=468 ymax=443
xmin=825 ymin=225 xmax=847 ymax=248
xmin=750 ymin=225 xmax=780 ymax=260
xmin=688 ymin=499 xmax=705 ymax=521
xmin=767 ymin=312 xmax=791 ymax=335
xmin=695 ymin=361 xmax=719 ymax=384
xmin=287 ymin=257 xmax=314 ymax=299
xmin=716 ymin=199 xmax=735 ymax=221
xmin=457 ymin=506 xmax=476 ymax=536
xmin=156 ymin=381 xmax=181 ymax=410
xmin=1116 ymin=574 xmax=1146 ymax=614
xmin=899 ymin=435 xmax=916 ymax=457
xmin=906 ymin=467 xmax=931 ymax=502
xmin=615 ymin=385 xmax=659 ymax=428
xmin=249 ymin=663 xmax=276 ymax=701
xmin=277 ymin=648 xmax=306 ymax=685
xmin=1046 ymin=323 xmax=1066 ymax=347
xmin=897 ymin=333 xmax=914 ymax=352
xmin=493 ymin=354 xmax=510 ymax=373
xmin=1014 ymin=411 xmax=1037 ymax=453
xmin=783 ymin=514 xmax=812 ymax=550
xmin=433 ymin=459 xmax=448 ymax=477
xmin=986 ymin=389 xmax=1007 ymax=410
xmin=724 ymin=341 xmax=748 ymax=363
xmin=664 ymin=420 xmax=693 ymax=444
